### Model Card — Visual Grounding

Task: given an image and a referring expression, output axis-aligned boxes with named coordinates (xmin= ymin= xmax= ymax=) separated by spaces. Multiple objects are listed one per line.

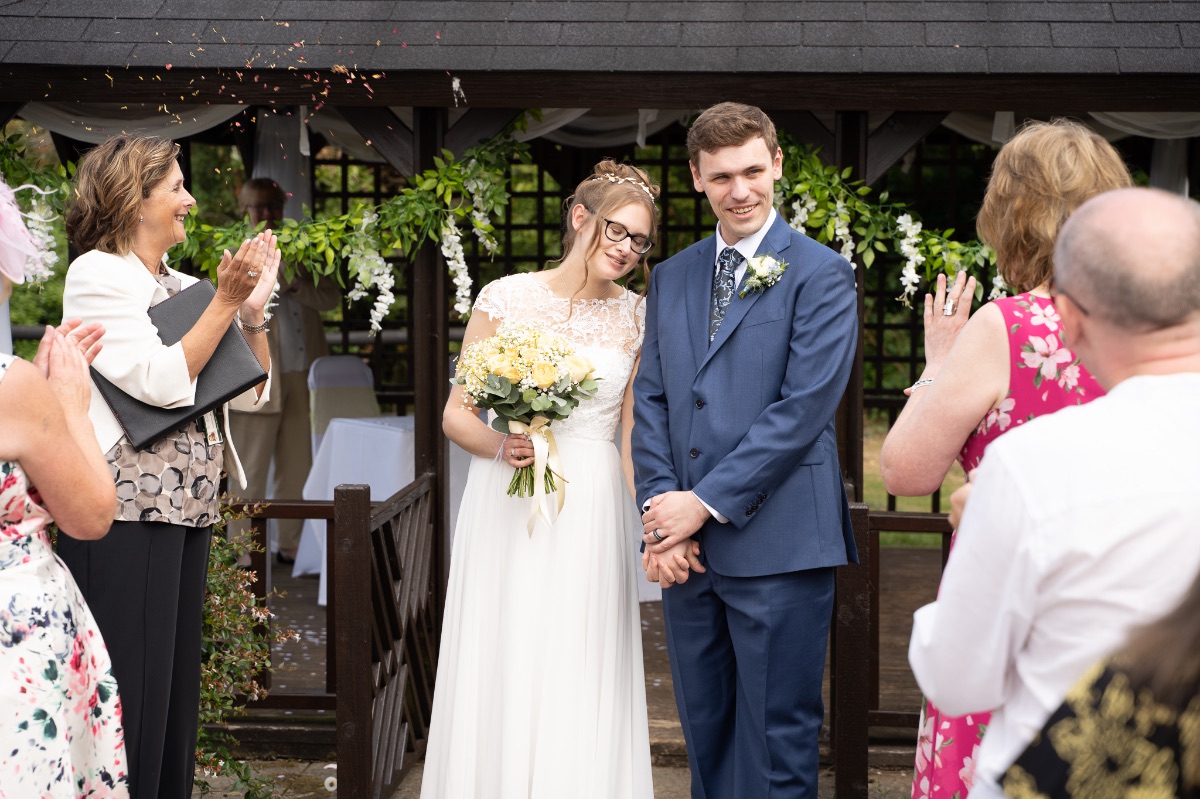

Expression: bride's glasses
xmin=602 ymin=219 xmax=654 ymax=255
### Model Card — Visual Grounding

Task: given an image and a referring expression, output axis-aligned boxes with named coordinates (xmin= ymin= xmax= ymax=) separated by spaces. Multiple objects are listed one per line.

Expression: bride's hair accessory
xmin=590 ymin=173 xmax=655 ymax=200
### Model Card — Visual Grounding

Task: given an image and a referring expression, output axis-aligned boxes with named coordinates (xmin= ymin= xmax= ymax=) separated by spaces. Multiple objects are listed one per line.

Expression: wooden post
xmin=834 ymin=111 xmax=868 ymax=504
xmin=333 ymin=484 xmax=373 ymax=799
xmin=410 ymin=107 xmax=450 ymax=611
xmin=834 ymin=503 xmax=872 ymax=799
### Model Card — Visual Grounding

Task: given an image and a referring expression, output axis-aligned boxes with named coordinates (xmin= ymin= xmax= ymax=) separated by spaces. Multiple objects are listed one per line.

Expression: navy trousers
xmin=58 ymin=520 xmax=212 ymax=799
xmin=661 ymin=555 xmax=835 ymax=799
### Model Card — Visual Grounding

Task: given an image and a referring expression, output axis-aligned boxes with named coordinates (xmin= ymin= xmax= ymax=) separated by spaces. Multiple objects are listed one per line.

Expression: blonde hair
xmin=557 ymin=159 xmax=660 ymax=296
xmin=65 ymin=134 xmax=181 ymax=255
xmin=976 ymin=119 xmax=1132 ymax=294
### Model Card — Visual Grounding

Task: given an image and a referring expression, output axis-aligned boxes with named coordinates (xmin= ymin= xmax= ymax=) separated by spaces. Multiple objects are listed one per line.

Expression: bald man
xmin=909 ymin=188 xmax=1200 ymax=798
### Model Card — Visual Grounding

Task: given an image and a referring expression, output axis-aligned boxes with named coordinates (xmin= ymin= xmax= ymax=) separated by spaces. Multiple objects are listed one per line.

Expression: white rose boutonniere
xmin=739 ymin=254 xmax=788 ymax=298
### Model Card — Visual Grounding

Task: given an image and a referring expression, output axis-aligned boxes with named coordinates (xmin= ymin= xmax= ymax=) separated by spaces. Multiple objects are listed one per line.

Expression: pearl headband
xmin=590 ymin=174 xmax=655 ymax=200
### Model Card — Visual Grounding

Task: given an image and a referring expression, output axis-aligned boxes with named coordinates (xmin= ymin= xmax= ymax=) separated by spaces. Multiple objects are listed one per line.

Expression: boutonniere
xmin=739 ymin=254 xmax=788 ymax=298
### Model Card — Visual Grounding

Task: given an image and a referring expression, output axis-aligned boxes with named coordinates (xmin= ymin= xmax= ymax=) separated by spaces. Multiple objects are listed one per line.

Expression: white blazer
xmin=62 ymin=249 xmax=272 ymax=491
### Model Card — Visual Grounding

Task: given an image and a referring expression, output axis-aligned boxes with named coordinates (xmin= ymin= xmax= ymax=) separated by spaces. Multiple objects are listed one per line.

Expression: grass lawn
xmin=861 ymin=411 xmax=965 ymax=549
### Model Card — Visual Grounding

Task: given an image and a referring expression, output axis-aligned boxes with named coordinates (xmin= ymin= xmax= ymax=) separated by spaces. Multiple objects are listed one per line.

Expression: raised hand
xmin=242 ymin=230 xmax=282 ymax=315
xmin=32 ymin=320 xmax=105 ymax=375
xmin=43 ymin=329 xmax=93 ymax=416
xmin=215 ymin=231 xmax=276 ymax=309
xmin=917 ymin=270 xmax=978 ymax=382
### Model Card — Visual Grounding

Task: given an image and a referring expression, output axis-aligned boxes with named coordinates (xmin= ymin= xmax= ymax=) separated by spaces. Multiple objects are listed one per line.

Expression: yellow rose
xmin=565 ymin=354 xmax=593 ymax=384
xmin=521 ymin=346 xmax=542 ymax=362
xmin=489 ymin=354 xmax=522 ymax=384
xmin=531 ymin=360 xmax=558 ymax=389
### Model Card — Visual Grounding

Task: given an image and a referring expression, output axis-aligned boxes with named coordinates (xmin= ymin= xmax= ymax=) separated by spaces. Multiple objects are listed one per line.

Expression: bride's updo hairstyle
xmin=559 ymin=159 xmax=661 ymax=294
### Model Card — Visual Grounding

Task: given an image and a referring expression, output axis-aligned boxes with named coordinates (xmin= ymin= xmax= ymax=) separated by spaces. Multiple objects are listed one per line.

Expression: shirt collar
xmin=714 ymin=207 xmax=777 ymax=268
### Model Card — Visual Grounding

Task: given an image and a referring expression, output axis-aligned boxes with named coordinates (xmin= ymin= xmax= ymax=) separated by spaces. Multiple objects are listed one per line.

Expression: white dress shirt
xmin=909 ymin=372 xmax=1200 ymax=795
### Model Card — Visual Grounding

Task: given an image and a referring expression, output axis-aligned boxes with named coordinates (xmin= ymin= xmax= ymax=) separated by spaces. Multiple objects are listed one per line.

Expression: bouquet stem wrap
xmin=509 ymin=416 xmax=565 ymax=535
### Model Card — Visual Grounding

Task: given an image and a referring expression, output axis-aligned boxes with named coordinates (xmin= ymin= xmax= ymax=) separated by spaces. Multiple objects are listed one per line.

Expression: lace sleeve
xmin=473 ymin=278 xmax=508 ymax=321
xmin=629 ymin=293 xmax=647 ymax=356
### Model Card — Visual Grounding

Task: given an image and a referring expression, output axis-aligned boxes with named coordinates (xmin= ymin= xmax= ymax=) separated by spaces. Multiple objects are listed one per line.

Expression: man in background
xmin=228 ymin=178 xmax=339 ymax=563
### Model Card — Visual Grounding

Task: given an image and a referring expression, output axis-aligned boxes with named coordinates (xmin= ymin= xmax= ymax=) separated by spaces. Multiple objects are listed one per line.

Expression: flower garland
xmin=777 ymin=138 xmax=996 ymax=305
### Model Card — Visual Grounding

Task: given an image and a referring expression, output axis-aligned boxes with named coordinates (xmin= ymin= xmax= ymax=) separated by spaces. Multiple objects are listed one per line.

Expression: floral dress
xmin=0 ymin=354 xmax=129 ymax=798
xmin=912 ymin=293 xmax=1103 ymax=799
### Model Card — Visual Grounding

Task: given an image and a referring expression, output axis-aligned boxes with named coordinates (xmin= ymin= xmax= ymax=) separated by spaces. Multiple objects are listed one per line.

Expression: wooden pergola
xmin=3 ymin=3 xmax=1199 ymax=796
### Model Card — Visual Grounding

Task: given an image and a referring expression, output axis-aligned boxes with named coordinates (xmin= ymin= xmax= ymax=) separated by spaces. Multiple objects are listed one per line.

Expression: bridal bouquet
xmin=452 ymin=321 xmax=599 ymax=510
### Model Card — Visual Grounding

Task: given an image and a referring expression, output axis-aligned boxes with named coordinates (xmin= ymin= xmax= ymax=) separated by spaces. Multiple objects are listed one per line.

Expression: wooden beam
xmin=770 ymin=110 xmax=834 ymax=157
xmin=409 ymin=107 xmax=450 ymax=606
xmin=835 ymin=110 xmax=867 ymax=504
xmin=0 ymin=102 xmax=21 ymax=127
xmin=4 ymin=67 xmax=1200 ymax=112
xmin=444 ymin=108 xmax=523 ymax=156
xmin=337 ymin=105 xmax=413 ymax=175
xmin=866 ymin=112 xmax=949 ymax=185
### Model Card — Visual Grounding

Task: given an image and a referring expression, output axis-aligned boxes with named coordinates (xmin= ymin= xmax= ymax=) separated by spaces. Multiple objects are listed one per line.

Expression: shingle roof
xmin=1 ymin=0 xmax=1196 ymax=74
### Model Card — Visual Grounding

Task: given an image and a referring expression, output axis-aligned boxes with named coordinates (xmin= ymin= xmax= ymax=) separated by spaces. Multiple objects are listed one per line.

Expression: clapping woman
xmin=56 ymin=134 xmax=278 ymax=799
xmin=880 ymin=119 xmax=1132 ymax=799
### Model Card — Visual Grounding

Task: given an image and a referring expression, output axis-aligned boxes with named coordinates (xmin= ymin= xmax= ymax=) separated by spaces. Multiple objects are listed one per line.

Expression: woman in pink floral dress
xmin=880 ymin=119 xmax=1132 ymax=799
xmin=0 ymin=283 xmax=128 ymax=794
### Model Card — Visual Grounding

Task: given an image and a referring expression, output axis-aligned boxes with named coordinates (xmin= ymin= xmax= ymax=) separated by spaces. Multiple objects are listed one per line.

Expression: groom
xmin=633 ymin=102 xmax=858 ymax=798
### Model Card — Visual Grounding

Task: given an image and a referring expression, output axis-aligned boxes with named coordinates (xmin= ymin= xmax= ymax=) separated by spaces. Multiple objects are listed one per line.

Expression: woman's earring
xmin=139 ymin=215 xmax=144 ymax=223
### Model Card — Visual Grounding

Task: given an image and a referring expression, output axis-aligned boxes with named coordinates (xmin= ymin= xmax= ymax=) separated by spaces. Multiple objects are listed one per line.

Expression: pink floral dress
xmin=911 ymin=293 xmax=1103 ymax=799
xmin=0 ymin=354 xmax=129 ymax=797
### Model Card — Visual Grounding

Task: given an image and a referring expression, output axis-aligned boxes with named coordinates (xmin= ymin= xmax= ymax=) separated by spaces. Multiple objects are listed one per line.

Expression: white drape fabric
xmin=16 ymin=102 xmax=245 ymax=144
xmin=250 ymin=108 xmax=312 ymax=221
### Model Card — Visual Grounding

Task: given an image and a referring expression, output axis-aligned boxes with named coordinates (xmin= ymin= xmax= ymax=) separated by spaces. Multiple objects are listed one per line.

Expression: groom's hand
xmin=642 ymin=491 xmax=709 ymax=555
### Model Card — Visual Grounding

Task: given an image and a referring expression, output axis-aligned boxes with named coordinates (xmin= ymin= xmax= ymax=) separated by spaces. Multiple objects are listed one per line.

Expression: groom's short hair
xmin=687 ymin=103 xmax=779 ymax=166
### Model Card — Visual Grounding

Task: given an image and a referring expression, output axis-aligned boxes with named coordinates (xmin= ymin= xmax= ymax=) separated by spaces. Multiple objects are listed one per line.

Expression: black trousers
xmin=58 ymin=520 xmax=212 ymax=799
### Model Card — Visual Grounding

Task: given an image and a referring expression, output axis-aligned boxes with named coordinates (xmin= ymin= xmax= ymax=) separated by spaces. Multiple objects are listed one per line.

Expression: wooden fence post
xmin=834 ymin=502 xmax=871 ymax=799
xmin=334 ymin=484 xmax=373 ymax=799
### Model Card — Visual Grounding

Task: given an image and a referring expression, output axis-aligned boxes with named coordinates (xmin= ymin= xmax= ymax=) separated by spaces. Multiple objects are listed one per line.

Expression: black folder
xmin=90 ymin=279 xmax=268 ymax=450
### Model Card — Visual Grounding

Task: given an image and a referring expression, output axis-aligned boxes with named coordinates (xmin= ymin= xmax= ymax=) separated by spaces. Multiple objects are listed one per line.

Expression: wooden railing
xmin=232 ymin=473 xmax=439 ymax=799
xmin=332 ymin=475 xmax=438 ymax=799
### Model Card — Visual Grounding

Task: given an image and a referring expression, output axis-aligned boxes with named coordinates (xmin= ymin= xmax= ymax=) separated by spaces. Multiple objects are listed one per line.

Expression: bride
xmin=421 ymin=161 xmax=662 ymax=798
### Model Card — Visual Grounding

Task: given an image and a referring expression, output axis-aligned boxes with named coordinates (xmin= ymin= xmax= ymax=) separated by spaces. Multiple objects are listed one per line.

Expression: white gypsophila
xmin=464 ymin=176 xmax=499 ymax=255
xmin=895 ymin=213 xmax=926 ymax=303
xmin=989 ymin=272 xmax=1008 ymax=301
xmin=789 ymin=193 xmax=817 ymax=232
xmin=343 ymin=211 xmax=396 ymax=333
xmin=440 ymin=216 xmax=473 ymax=318
xmin=21 ymin=197 xmax=59 ymax=285
xmin=834 ymin=200 xmax=854 ymax=263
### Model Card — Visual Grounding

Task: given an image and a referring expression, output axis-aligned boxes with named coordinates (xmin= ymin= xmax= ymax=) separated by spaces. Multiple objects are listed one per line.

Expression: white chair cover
xmin=307 ymin=355 xmax=380 ymax=457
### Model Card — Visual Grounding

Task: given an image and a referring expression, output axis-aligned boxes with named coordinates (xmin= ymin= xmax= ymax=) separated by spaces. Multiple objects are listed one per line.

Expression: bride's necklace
xmin=556 ymin=270 xmax=614 ymax=302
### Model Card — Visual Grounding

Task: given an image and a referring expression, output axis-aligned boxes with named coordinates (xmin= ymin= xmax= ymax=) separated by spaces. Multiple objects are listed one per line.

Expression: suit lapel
xmin=685 ymin=237 xmax=715 ymax=366
xmin=699 ymin=215 xmax=794 ymax=371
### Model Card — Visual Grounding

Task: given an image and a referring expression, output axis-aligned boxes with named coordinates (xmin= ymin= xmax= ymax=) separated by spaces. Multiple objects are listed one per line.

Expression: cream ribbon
xmin=509 ymin=416 xmax=566 ymax=535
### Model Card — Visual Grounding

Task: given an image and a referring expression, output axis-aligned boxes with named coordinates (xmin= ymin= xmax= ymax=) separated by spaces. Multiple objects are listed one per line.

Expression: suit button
xmin=695 ymin=399 xmax=705 ymax=409
xmin=689 ymin=448 xmax=700 ymax=458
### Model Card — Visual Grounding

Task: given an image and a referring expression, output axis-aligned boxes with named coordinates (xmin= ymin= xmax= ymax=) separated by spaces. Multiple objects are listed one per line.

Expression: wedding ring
xmin=247 ymin=270 xmax=259 ymax=278
xmin=652 ymin=530 xmax=664 ymax=542
xmin=943 ymin=300 xmax=955 ymax=316
xmin=511 ymin=449 xmax=517 ymax=458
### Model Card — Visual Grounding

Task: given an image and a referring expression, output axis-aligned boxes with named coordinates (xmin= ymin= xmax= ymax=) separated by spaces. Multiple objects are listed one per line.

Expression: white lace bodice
xmin=474 ymin=273 xmax=645 ymax=442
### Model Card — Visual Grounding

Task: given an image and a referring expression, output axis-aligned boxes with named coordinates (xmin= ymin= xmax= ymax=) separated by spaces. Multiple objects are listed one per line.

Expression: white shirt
xmin=274 ymin=292 xmax=309 ymax=374
xmin=908 ymin=372 xmax=1200 ymax=795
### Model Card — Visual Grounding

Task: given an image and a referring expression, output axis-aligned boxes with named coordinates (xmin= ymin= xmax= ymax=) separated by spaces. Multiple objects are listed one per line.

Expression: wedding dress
xmin=420 ymin=273 xmax=654 ymax=798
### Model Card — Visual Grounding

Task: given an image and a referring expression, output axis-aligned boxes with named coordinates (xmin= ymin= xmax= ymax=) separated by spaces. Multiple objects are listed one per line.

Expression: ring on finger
xmin=943 ymin=300 xmax=955 ymax=316
xmin=247 ymin=270 xmax=259 ymax=278
xmin=652 ymin=529 xmax=664 ymax=542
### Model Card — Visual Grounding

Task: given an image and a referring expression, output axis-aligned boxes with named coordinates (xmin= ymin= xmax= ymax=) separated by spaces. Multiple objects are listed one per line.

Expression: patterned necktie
xmin=709 ymin=246 xmax=744 ymax=344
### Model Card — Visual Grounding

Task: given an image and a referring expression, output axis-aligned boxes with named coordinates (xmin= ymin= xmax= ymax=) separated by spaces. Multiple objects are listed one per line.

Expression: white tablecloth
xmin=294 ymin=416 xmax=469 ymax=605
xmin=295 ymin=415 xmax=659 ymax=605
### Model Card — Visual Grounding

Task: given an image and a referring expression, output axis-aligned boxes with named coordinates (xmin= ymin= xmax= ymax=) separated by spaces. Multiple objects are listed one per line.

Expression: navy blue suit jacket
xmin=633 ymin=213 xmax=859 ymax=577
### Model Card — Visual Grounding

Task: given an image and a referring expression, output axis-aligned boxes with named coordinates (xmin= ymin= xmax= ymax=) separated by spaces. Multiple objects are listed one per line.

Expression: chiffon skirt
xmin=420 ymin=436 xmax=654 ymax=799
